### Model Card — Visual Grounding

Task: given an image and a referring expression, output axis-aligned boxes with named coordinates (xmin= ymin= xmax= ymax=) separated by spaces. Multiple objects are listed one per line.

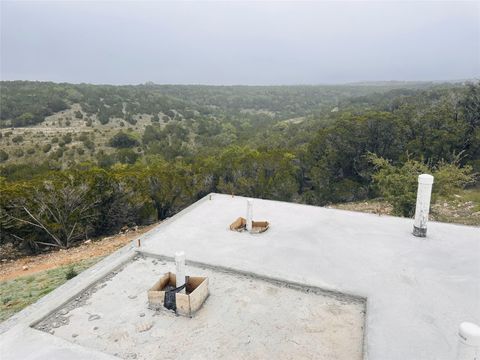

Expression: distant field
xmin=0 ymin=104 xmax=159 ymax=165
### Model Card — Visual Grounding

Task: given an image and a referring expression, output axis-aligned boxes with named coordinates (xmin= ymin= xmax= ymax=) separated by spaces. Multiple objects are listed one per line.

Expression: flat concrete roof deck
xmin=138 ymin=194 xmax=480 ymax=359
xmin=1 ymin=193 xmax=479 ymax=359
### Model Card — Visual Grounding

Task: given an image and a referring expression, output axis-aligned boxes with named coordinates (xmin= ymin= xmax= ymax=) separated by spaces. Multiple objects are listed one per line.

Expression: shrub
xmin=65 ymin=266 xmax=78 ymax=280
xmin=42 ymin=144 xmax=52 ymax=153
xmin=115 ymin=149 xmax=140 ymax=164
xmin=125 ymin=113 xmax=137 ymax=125
xmin=78 ymin=133 xmax=89 ymax=142
xmin=433 ymin=160 xmax=475 ymax=196
xmin=369 ymin=154 xmax=475 ymax=216
xmin=13 ymin=149 xmax=24 ymax=157
xmin=109 ymin=132 xmax=139 ymax=148
xmin=0 ymin=150 xmax=9 ymax=162
xmin=12 ymin=135 xmax=24 ymax=144
xmin=62 ymin=133 xmax=72 ymax=144
xmin=26 ymin=148 xmax=35 ymax=155
xmin=83 ymin=139 xmax=95 ymax=151
xmin=74 ymin=111 xmax=83 ymax=119
xmin=98 ymin=112 xmax=110 ymax=125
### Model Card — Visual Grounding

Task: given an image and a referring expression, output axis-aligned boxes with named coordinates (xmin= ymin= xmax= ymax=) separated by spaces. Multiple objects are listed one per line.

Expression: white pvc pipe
xmin=246 ymin=199 xmax=253 ymax=232
xmin=175 ymin=251 xmax=186 ymax=293
xmin=413 ymin=174 xmax=434 ymax=237
xmin=457 ymin=322 xmax=480 ymax=360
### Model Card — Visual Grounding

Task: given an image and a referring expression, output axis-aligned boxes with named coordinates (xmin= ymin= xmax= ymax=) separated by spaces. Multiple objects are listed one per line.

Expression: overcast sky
xmin=1 ymin=1 xmax=479 ymax=85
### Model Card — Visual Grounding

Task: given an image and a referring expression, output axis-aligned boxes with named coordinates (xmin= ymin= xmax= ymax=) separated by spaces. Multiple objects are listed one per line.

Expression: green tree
xmin=109 ymin=132 xmax=140 ymax=148
xmin=0 ymin=150 xmax=9 ymax=163
xmin=369 ymin=154 xmax=475 ymax=216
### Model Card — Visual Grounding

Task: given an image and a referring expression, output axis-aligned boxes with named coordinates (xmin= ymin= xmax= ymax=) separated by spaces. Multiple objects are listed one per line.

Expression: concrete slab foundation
xmin=1 ymin=193 xmax=479 ymax=360
xmin=32 ymin=257 xmax=365 ymax=360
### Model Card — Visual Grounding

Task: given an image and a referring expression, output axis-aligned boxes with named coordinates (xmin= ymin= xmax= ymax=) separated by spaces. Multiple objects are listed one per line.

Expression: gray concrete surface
xmin=33 ymin=257 xmax=365 ymax=360
xmin=137 ymin=194 xmax=480 ymax=359
xmin=1 ymin=325 xmax=117 ymax=360
xmin=1 ymin=193 xmax=479 ymax=360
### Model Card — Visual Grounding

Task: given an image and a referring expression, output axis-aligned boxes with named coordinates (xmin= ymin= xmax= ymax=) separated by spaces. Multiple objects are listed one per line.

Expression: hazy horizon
xmin=1 ymin=1 xmax=479 ymax=85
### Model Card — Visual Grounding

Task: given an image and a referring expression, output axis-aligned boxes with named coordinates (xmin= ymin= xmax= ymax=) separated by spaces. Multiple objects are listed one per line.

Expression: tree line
xmin=0 ymin=81 xmax=478 ymax=254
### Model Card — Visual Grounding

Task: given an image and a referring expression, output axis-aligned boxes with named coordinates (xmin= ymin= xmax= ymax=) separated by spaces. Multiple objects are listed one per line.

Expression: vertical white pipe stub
xmin=246 ymin=199 xmax=253 ymax=232
xmin=457 ymin=322 xmax=480 ymax=360
xmin=413 ymin=174 xmax=434 ymax=237
xmin=175 ymin=251 xmax=186 ymax=293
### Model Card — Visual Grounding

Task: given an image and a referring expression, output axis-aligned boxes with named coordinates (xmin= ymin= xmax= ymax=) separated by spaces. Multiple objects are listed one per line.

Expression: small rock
xmin=72 ymin=333 xmax=78 ymax=338
xmin=22 ymin=265 xmax=29 ymax=271
xmin=49 ymin=330 xmax=55 ymax=335
xmin=88 ymin=314 xmax=101 ymax=321
xmin=93 ymin=326 xmax=99 ymax=330
xmin=128 ymin=295 xmax=137 ymax=299
xmin=84 ymin=239 xmax=92 ymax=244
xmin=136 ymin=322 xmax=153 ymax=333
xmin=52 ymin=322 xmax=61 ymax=328
xmin=139 ymin=313 xmax=145 ymax=317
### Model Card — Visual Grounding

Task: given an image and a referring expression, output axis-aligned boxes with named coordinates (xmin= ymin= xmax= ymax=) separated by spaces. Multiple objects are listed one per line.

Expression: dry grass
xmin=329 ymin=188 xmax=480 ymax=227
xmin=0 ymin=256 xmax=103 ymax=322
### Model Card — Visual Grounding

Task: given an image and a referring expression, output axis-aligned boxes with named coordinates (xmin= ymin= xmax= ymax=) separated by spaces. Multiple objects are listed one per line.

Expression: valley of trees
xmin=0 ymin=80 xmax=478 ymax=254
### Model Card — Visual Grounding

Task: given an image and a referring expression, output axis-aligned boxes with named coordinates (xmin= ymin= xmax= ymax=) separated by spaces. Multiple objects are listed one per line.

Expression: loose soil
xmin=0 ymin=223 xmax=159 ymax=282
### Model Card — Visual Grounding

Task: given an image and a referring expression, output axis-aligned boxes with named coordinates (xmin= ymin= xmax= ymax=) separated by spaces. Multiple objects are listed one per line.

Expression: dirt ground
xmin=0 ymin=223 xmax=159 ymax=282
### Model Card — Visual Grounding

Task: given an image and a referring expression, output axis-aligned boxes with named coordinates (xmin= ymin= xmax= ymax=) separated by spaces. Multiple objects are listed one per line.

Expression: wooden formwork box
xmin=229 ymin=217 xmax=269 ymax=233
xmin=148 ymin=272 xmax=209 ymax=317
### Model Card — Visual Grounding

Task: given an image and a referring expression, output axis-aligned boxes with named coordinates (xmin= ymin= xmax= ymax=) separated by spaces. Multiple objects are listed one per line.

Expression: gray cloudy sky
xmin=1 ymin=1 xmax=479 ymax=85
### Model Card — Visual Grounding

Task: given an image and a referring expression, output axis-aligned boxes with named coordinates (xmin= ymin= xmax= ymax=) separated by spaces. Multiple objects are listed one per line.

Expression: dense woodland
xmin=0 ymin=80 xmax=479 ymax=254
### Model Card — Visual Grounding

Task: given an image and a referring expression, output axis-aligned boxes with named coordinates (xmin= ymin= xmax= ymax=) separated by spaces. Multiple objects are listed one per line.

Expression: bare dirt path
xmin=0 ymin=223 xmax=159 ymax=282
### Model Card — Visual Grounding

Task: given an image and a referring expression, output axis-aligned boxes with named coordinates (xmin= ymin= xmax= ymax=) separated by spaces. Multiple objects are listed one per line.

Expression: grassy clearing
xmin=0 ymin=256 xmax=104 ymax=322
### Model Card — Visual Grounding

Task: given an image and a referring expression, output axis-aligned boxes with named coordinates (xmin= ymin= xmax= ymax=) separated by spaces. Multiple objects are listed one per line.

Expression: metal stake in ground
xmin=175 ymin=251 xmax=186 ymax=293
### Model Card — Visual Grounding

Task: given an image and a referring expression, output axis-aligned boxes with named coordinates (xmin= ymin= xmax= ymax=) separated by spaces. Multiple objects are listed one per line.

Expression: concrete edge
xmin=0 ymin=247 xmax=135 ymax=334
xmin=136 ymin=250 xmax=367 ymax=304
xmin=139 ymin=193 xmax=214 ymax=241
